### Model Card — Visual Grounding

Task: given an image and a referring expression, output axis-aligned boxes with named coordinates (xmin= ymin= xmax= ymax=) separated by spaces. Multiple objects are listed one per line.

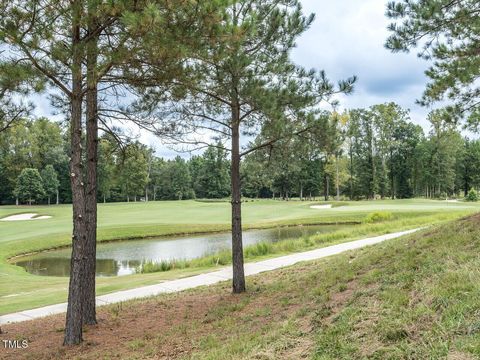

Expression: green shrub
xmin=364 ymin=211 xmax=393 ymax=223
xmin=465 ymin=188 xmax=479 ymax=202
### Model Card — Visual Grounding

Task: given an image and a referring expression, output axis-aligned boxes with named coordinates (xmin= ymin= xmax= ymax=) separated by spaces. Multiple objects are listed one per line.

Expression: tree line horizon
xmin=3 ymin=101 xmax=480 ymax=206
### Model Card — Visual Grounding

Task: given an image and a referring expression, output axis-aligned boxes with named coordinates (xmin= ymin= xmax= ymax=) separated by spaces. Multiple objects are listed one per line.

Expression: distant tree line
xmin=2 ymin=105 xmax=480 ymax=205
xmin=0 ymin=118 xmax=231 ymax=205
xmin=245 ymin=103 xmax=480 ymax=200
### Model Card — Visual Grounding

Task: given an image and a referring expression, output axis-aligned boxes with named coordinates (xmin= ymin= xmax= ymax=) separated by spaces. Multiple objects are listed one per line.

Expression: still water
xmin=14 ymin=224 xmax=349 ymax=277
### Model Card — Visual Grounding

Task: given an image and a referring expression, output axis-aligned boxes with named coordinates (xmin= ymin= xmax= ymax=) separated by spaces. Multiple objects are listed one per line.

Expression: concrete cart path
xmin=0 ymin=228 xmax=421 ymax=326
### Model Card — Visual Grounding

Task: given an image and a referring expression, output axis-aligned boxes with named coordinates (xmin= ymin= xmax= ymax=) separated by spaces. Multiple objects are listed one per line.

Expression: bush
xmin=364 ymin=211 xmax=393 ymax=223
xmin=465 ymin=188 xmax=479 ymax=202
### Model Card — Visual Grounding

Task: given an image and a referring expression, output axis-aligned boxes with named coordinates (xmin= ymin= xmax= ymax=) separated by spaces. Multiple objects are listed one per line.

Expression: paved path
xmin=0 ymin=228 xmax=421 ymax=326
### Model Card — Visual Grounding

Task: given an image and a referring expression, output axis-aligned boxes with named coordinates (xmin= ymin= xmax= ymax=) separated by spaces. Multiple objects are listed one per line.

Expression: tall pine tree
xmin=136 ymin=0 xmax=355 ymax=293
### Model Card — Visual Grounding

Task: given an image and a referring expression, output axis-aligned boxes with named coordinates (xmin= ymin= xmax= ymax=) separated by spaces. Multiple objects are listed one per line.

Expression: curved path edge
xmin=0 ymin=228 xmax=422 ymax=326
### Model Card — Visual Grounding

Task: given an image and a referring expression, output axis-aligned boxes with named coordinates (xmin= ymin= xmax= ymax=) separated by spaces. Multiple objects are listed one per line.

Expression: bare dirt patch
xmin=0 ymin=267 xmax=319 ymax=360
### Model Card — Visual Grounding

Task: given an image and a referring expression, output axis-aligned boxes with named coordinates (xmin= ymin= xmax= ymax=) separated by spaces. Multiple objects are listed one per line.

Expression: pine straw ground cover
xmin=2 ymin=214 xmax=480 ymax=359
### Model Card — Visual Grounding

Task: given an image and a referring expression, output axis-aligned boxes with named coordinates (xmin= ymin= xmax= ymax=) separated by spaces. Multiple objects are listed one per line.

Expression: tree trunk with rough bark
xmin=231 ymin=106 xmax=245 ymax=294
xmin=83 ymin=7 xmax=98 ymax=325
xmin=64 ymin=0 xmax=86 ymax=345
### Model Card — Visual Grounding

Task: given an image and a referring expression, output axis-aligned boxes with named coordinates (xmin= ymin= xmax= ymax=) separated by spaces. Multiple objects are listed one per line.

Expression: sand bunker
xmin=309 ymin=204 xmax=332 ymax=209
xmin=0 ymin=213 xmax=51 ymax=221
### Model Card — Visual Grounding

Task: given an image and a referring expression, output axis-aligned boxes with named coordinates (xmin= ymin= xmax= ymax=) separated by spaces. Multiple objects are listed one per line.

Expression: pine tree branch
xmin=240 ymin=123 xmax=318 ymax=158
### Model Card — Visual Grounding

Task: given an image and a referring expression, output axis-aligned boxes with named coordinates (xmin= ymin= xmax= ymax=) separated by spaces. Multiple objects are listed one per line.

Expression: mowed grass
xmin=0 ymin=199 xmax=478 ymax=315
xmin=3 ymin=213 xmax=480 ymax=359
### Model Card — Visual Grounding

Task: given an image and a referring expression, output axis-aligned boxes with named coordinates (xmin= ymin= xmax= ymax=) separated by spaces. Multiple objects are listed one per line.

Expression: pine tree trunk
xmin=64 ymin=0 xmax=86 ymax=345
xmin=300 ymin=185 xmax=303 ymax=201
xmin=231 ymin=108 xmax=245 ymax=294
xmin=48 ymin=196 xmax=50 ymax=205
xmin=83 ymin=8 xmax=98 ymax=326
xmin=56 ymin=189 xmax=59 ymax=205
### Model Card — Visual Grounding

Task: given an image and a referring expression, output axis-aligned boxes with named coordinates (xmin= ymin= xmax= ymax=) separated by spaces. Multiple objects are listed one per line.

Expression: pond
xmin=13 ymin=224 xmax=352 ymax=277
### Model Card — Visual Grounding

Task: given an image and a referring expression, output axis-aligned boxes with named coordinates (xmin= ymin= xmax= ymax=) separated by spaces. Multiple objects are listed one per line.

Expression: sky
xmin=292 ymin=0 xmax=431 ymax=126
xmin=32 ymin=0 xmax=434 ymax=158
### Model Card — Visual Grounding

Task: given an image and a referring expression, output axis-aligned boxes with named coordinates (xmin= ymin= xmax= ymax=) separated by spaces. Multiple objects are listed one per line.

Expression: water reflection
xmin=14 ymin=224 xmax=350 ymax=277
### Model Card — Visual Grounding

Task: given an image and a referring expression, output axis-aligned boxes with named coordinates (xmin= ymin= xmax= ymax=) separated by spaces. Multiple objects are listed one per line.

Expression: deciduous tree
xmin=41 ymin=165 xmax=60 ymax=205
xmin=15 ymin=168 xmax=45 ymax=205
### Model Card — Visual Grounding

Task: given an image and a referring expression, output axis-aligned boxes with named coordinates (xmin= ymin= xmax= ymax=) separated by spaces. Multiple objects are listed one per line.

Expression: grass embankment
xmin=0 ymin=199 xmax=478 ymax=315
xmin=3 ymin=213 xmax=480 ymax=359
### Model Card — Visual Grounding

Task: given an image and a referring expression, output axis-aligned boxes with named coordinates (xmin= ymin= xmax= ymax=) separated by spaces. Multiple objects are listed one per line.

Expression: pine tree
xmin=1 ymin=1 xmax=228 ymax=343
xmin=386 ymin=0 xmax=480 ymax=128
xmin=0 ymin=62 xmax=40 ymax=132
xmin=137 ymin=0 xmax=355 ymax=293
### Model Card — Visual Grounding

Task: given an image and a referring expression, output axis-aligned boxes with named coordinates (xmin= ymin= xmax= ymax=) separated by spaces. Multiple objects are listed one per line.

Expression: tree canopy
xmin=14 ymin=168 xmax=45 ymax=205
xmin=386 ymin=0 xmax=480 ymax=128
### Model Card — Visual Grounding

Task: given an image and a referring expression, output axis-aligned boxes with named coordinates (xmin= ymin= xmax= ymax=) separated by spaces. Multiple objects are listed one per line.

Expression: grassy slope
xmin=186 ymin=214 xmax=480 ymax=360
xmin=0 ymin=199 xmax=478 ymax=315
xmin=3 ymin=213 xmax=480 ymax=359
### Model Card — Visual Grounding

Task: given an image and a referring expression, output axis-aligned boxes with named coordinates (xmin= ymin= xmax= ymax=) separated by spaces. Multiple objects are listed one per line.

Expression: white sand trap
xmin=0 ymin=213 xmax=51 ymax=221
xmin=310 ymin=204 xmax=332 ymax=209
